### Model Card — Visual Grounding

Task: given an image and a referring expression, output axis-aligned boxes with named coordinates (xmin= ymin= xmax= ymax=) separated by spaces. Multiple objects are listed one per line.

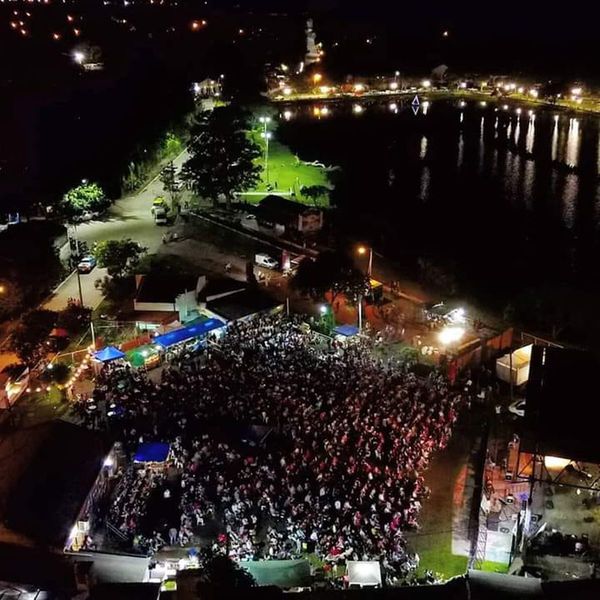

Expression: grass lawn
xmin=244 ymin=129 xmax=331 ymax=207
xmin=481 ymin=560 xmax=509 ymax=574
xmin=406 ymin=434 xmax=471 ymax=580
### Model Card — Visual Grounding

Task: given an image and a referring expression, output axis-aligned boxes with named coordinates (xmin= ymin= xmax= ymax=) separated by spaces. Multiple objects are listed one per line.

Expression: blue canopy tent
xmin=153 ymin=318 xmax=225 ymax=349
xmin=93 ymin=346 xmax=126 ymax=363
xmin=333 ymin=324 xmax=360 ymax=337
xmin=134 ymin=442 xmax=170 ymax=464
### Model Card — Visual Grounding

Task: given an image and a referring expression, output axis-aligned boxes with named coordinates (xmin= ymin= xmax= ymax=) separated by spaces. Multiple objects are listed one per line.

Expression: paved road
xmin=43 ymin=149 xmax=190 ymax=312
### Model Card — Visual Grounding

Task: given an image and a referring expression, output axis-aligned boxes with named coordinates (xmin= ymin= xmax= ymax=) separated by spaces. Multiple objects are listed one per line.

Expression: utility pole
xmin=358 ymin=294 xmax=363 ymax=331
xmin=259 ymin=116 xmax=272 ymax=185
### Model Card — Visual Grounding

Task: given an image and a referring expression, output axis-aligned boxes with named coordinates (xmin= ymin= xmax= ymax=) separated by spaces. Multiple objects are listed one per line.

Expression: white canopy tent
xmin=346 ymin=561 xmax=382 ymax=588
xmin=496 ymin=344 xmax=533 ymax=386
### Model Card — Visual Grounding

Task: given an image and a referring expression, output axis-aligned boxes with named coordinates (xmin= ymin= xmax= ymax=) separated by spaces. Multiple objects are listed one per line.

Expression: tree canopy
xmin=195 ymin=549 xmax=255 ymax=596
xmin=163 ymin=132 xmax=183 ymax=157
xmin=291 ymin=251 xmax=370 ymax=303
xmin=56 ymin=299 xmax=92 ymax=335
xmin=301 ymin=184 xmax=330 ymax=206
xmin=92 ymin=239 xmax=146 ymax=279
xmin=159 ymin=161 xmax=180 ymax=204
xmin=181 ymin=106 xmax=261 ymax=208
xmin=0 ymin=222 xmax=64 ymax=318
xmin=61 ymin=182 xmax=110 ymax=220
xmin=10 ymin=309 xmax=57 ymax=366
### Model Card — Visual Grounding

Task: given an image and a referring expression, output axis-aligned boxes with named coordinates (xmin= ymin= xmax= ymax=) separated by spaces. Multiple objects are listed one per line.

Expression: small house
xmin=257 ymin=195 xmax=323 ymax=234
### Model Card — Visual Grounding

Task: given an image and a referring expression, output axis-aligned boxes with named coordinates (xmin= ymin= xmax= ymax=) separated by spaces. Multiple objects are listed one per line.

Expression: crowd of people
xmin=87 ymin=315 xmax=464 ymax=572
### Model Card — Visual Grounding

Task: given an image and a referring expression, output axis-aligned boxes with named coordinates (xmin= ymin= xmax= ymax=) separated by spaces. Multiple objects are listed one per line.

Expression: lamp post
xmin=68 ymin=224 xmax=96 ymax=349
xmin=357 ymin=294 xmax=363 ymax=331
xmin=357 ymin=245 xmax=373 ymax=279
xmin=259 ymin=116 xmax=272 ymax=185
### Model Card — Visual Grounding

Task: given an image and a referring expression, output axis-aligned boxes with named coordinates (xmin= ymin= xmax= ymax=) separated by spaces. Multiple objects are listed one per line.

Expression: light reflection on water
xmin=565 ymin=118 xmax=580 ymax=168
xmin=281 ymin=98 xmax=600 ymax=234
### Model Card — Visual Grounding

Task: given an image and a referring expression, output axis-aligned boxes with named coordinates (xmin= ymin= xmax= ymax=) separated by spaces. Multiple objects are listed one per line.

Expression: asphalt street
xmin=43 ymin=150 xmax=190 ymax=312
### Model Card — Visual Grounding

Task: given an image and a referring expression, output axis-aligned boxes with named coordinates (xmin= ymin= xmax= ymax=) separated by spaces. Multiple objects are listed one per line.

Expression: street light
xmin=259 ymin=117 xmax=272 ymax=184
xmin=73 ymin=50 xmax=85 ymax=65
xmin=356 ymin=245 xmax=373 ymax=278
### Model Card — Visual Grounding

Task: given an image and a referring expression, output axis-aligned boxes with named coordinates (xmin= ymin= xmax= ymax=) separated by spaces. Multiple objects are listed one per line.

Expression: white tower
xmin=305 ymin=19 xmax=321 ymax=65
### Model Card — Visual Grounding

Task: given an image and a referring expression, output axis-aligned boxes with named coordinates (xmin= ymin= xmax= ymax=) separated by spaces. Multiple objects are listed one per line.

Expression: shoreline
xmin=268 ymin=89 xmax=600 ymax=117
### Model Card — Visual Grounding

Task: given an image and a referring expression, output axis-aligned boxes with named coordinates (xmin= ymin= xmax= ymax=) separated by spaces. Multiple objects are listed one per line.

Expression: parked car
xmin=254 ymin=253 xmax=279 ymax=270
xmin=77 ymin=255 xmax=97 ymax=274
xmin=154 ymin=206 xmax=169 ymax=225
xmin=508 ymin=399 xmax=526 ymax=418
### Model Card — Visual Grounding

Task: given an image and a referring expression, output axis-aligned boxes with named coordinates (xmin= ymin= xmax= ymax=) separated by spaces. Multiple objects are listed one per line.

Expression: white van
xmin=255 ymin=253 xmax=279 ymax=270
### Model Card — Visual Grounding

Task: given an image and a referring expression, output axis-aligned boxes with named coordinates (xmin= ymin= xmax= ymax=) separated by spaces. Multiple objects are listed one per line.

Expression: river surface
xmin=278 ymin=98 xmax=600 ymax=303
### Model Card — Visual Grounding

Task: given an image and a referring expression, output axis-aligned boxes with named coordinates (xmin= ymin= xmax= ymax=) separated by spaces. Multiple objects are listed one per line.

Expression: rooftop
xmin=206 ymin=288 xmax=282 ymax=322
xmin=0 ymin=420 xmax=108 ymax=548
xmin=136 ymin=273 xmax=199 ymax=304
xmin=523 ymin=346 xmax=600 ymax=463
xmin=258 ymin=194 xmax=321 ymax=222
xmin=198 ymin=277 xmax=247 ymax=302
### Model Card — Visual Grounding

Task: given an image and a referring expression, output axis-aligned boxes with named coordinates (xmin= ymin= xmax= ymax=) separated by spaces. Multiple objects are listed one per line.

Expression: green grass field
xmin=243 ymin=129 xmax=332 ymax=207
xmin=480 ymin=560 xmax=509 ymax=574
xmin=406 ymin=435 xmax=471 ymax=580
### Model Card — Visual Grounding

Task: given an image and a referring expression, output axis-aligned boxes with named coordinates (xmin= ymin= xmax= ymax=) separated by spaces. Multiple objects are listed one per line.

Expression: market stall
xmin=153 ymin=318 xmax=226 ymax=355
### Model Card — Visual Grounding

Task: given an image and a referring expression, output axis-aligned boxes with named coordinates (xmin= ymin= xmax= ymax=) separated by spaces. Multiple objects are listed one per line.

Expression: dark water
xmin=278 ymin=99 xmax=600 ymax=303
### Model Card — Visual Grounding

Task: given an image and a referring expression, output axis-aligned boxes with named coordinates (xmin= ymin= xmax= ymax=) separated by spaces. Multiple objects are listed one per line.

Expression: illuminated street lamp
xmin=259 ymin=116 xmax=272 ymax=184
xmin=357 ymin=245 xmax=373 ymax=278
xmin=73 ymin=50 xmax=85 ymax=65
xmin=421 ymin=80 xmax=431 ymax=88
xmin=571 ymin=87 xmax=582 ymax=96
xmin=312 ymin=73 xmax=322 ymax=85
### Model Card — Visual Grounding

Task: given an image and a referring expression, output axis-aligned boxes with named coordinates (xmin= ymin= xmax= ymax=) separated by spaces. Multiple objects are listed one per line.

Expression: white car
xmin=255 ymin=253 xmax=278 ymax=270
xmin=508 ymin=399 xmax=526 ymax=418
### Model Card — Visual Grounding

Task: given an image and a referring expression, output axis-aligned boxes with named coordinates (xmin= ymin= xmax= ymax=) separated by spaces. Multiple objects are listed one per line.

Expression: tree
xmin=10 ymin=309 xmax=57 ymax=366
xmin=92 ymin=239 xmax=146 ymax=279
xmin=61 ymin=182 xmax=110 ymax=221
xmin=56 ymin=300 xmax=91 ymax=335
xmin=291 ymin=251 xmax=369 ymax=304
xmin=159 ymin=161 xmax=180 ymax=205
xmin=181 ymin=106 xmax=261 ymax=209
xmin=163 ymin=132 xmax=183 ymax=158
xmin=40 ymin=362 xmax=71 ymax=385
xmin=301 ymin=184 xmax=330 ymax=207
xmin=0 ymin=222 xmax=64 ymax=312
xmin=195 ymin=549 xmax=255 ymax=598
xmin=0 ymin=279 xmax=25 ymax=320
